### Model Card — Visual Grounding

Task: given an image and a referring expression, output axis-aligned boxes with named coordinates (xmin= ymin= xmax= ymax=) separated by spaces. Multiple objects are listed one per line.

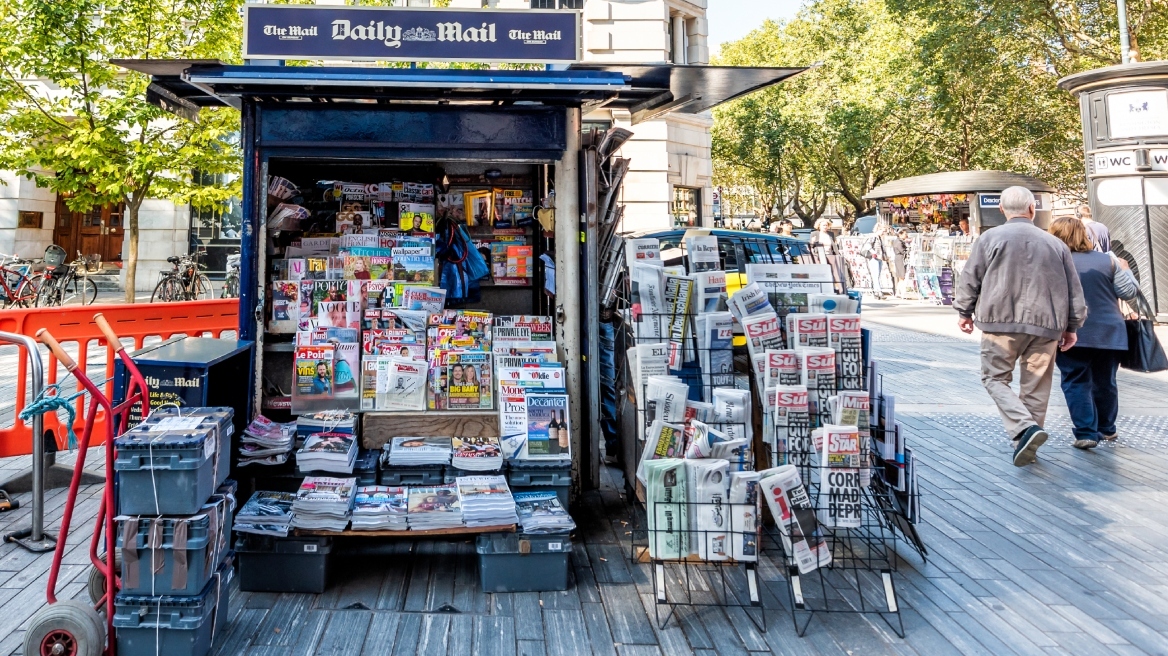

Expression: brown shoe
xmin=1101 ymin=433 xmax=1118 ymax=441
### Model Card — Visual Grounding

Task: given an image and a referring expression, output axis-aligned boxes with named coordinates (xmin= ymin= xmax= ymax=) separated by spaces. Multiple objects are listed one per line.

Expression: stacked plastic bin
xmin=110 ymin=408 xmax=236 ymax=656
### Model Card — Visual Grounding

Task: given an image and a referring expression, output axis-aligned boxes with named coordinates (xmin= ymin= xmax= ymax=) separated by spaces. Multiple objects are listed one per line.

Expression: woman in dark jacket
xmin=1048 ymin=217 xmax=1140 ymax=449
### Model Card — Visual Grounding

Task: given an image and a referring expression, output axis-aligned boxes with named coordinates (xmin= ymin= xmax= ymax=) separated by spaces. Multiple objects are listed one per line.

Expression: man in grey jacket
xmin=953 ymin=186 xmax=1087 ymax=466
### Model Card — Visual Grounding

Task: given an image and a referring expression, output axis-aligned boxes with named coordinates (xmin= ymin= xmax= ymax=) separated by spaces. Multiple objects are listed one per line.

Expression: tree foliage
xmin=0 ymin=0 xmax=242 ymax=300
xmin=713 ymin=0 xmax=1168 ymax=224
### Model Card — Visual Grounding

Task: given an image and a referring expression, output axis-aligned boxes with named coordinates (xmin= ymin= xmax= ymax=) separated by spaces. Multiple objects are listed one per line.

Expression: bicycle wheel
xmin=151 ymin=276 xmax=181 ymax=303
xmin=221 ymin=274 xmax=239 ymax=299
xmin=15 ymin=272 xmax=44 ymax=308
xmin=61 ymin=278 xmax=97 ymax=306
xmin=194 ymin=274 xmax=213 ymax=300
xmin=35 ymin=278 xmax=60 ymax=307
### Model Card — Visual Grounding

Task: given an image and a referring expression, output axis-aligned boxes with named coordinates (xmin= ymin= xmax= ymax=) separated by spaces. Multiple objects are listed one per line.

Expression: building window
xmin=530 ymin=0 xmax=582 ymax=8
xmin=19 ymin=211 xmax=42 ymax=229
xmin=672 ymin=187 xmax=701 ymax=228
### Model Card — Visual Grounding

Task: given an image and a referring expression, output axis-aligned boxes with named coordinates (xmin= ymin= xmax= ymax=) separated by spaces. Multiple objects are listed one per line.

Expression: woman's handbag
xmin=1121 ymin=291 xmax=1168 ymax=373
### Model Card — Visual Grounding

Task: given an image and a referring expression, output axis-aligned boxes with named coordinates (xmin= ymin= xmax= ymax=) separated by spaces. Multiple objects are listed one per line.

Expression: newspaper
xmin=693 ymin=271 xmax=728 ymax=313
xmin=764 ymin=349 xmax=801 ymax=388
xmin=695 ymin=312 xmax=735 ymax=400
xmin=773 ymin=385 xmax=810 ymax=468
xmin=787 ymin=313 xmax=828 ymax=349
xmin=809 ymin=293 xmax=859 ymax=314
xmin=799 ymin=348 xmax=836 ymax=423
xmin=818 ymin=424 xmax=863 ymax=529
xmin=630 ymin=263 xmax=666 ymax=342
xmin=728 ymin=471 xmax=760 ymax=562
xmin=742 ymin=311 xmax=785 ymax=361
xmin=685 ymin=235 xmax=720 ymax=274
xmin=744 ymin=263 xmax=835 ymax=313
xmin=625 ymin=238 xmax=663 ymax=268
xmin=727 ymin=282 xmax=774 ymax=323
xmin=833 ymin=390 xmax=872 ymax=486
xmin=645 ymin=376 xmax=690 ymax=424
xmin=758 ymin=465 xmax=832 ymax=574
xmin=644 ymin=458 xmax=689 ymax=560
xmin=661 ymin=271 xmax=694 ymax=369
xmin=637 ymin=420 xmax=686 ymax=485
xmin=711 ymin=387 xmax=751 ymax=444
xmin=828 ymin=314 xmax=864 ymax=390
xmin=687 ymin=458 xmax=731 ymax=561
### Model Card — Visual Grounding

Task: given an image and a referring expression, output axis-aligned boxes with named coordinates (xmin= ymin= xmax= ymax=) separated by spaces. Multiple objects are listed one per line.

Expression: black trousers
xmin=1055 ymin=347 xmax=1122 ymax=441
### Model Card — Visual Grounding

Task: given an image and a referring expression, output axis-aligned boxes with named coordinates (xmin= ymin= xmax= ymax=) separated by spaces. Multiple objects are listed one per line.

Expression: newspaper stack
xmin=384 ymin=436 xmax=453 ymax=466
xmin=296 ymin=432 xmax=359 ymax=474
xmin=238 ymin=416 xmax=295 ymax=467
xmin=513 ymin=490 xmax=576 ymax=534
xmin=817 ymin=424 xmax=863 ymax=528
xmin=290 ymin=477 xmax=357 ymax=532
xmin=351 ymin=486 xmax=409 ymax=531
xmin=450 ymin=436 xmax=503 ymax=472
xmin=644 ymin=458 xmax=689 ymax=559
xmin=455 ymin=475 xmax=519 ymax=527
xmin=234 ymin=491 xmax=296 ymax=537
xmin=406 ymin=484 xmax=464 ymax=530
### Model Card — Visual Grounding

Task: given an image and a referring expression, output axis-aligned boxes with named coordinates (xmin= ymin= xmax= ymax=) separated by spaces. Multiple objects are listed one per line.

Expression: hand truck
xmin=23 ymin=314 xmax=150 ymax=656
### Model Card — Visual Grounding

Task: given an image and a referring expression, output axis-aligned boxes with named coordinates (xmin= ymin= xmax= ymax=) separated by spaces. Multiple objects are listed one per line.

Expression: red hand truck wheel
xmin=23 ymin=600 xmax=104 ymax=656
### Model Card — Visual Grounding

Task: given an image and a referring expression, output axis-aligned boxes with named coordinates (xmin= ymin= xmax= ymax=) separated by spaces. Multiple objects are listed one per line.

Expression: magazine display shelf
xmin=293 ymin=523 xmax=515 ymax=538
xmin=630 ymin=500 xmax=766 ymax=632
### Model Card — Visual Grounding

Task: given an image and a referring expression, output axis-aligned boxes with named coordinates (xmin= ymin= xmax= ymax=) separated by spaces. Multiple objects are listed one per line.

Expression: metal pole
xmin=0 ymin=332 xmax=56 ymax=552
xmin=1118 ymin=0 xmax=1132 ymax=64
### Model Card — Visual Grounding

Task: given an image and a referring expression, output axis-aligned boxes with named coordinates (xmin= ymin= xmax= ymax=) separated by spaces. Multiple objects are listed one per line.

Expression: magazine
xmin=406 ymin=484 xmax=463 ymax=530
xmin=392 ymin=251 xmax=435 ymax=284
xmin=401 ymin=286 xmax=446 ymax=313
xmin=269 ymin=281 xmax=300 ymax=333
xmin=828 ymin=314 xmax=864 ymax=390
xmin=455 ymin=475 xmax=518 ymax=527
xmin=817 ymin=424 xmax=863 ymax=528
xmin=514 ymin=490 xmax=576 ymax=533
xmin=385 ymin=436 xmax=452 ymax=466
xmin=758 ymin=466 xmax=832 ymax=574
xmin=522 ymin=391 xmax=571 ymax=460
xmin=295 ymin=345 xmax=334 ymax=398
xmin=235 ymin=491 xmax=296 ymax=531
xmin=351 ymin=486 xmax=409 ymax=531
xmin=429 ymin=351 xmax=493 ymax=410
xmin=317 ymin=300 xmax=361 ymax=331
xmin=495 ymin=315 xmax=554 ymax=341
xmin=450 ymin=436 xmax=503 ymax=472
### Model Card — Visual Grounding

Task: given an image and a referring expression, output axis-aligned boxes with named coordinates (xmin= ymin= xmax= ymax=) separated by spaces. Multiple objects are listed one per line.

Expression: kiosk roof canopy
xmin=114 ymin=60 xmax=803 ymax=125
xmin=864 ymin=171 xmax=1055 ymax=200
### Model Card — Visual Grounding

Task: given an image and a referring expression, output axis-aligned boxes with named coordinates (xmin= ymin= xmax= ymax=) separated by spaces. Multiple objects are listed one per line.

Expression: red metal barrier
xmin=0 ymin=299 xmax=240 ymax=457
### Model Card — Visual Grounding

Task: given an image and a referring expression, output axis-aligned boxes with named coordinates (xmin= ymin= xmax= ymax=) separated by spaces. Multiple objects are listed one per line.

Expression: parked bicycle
xmin=152 ymin=250 xmax=213 ymax=302
xmin=35 ymin=247 xmax=97 ymax=307
xmin=0 ymin=253 xmax=43 ymax=308
xmin=221 ymin=251 xmax=241 ymax=298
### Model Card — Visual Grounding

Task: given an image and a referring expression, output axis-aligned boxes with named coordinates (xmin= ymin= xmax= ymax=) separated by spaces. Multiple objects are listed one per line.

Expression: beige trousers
xmin=979 ymin=332 xmax=1059 ymax=438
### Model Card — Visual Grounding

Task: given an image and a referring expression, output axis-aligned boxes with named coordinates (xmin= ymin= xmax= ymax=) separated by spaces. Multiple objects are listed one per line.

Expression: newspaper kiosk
xmin=115 ymin=3 xmax=803 ymax=607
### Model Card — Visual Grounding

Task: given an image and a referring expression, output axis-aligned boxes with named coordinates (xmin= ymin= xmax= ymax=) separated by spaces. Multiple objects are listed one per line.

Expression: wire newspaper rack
xmin=764 ymin=411 xmax=924 ymax=638
xmin=629 ymin=499 xmax=766 ymax=632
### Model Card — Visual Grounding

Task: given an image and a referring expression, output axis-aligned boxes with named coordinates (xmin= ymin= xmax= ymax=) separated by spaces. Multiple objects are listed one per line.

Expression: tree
xmin=0 ymin=0 xmax=241 ymax=301
xmin=715 ymin=2 xmax=936 ymax=221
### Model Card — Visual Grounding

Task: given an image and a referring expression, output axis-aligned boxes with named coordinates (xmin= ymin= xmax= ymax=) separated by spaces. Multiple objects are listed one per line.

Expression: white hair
xmin=1000 ymin=186 xmax=1035 ymax=216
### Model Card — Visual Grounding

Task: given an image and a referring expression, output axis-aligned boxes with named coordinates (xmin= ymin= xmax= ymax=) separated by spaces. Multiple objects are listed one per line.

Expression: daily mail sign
xmin=244 ymin=5 xmax=581 ymax=64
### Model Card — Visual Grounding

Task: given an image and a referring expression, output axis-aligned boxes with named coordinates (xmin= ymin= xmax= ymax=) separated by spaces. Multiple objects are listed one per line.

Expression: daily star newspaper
xmin=817 ymin=424 xmax=863 ymax=529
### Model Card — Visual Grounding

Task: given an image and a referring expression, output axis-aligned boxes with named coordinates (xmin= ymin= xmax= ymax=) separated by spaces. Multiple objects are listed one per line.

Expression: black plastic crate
xmin=234 ymin=534 xmax=332 ymax=593
xmin=477 ymin=532 xmax=572 ymax=592
xmin=379 ymin=464 xmax=445 ymax=486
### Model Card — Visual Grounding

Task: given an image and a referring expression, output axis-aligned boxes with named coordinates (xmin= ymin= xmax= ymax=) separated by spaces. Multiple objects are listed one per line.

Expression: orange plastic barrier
xmin=0 ymin=299 xmax=240 ymax=457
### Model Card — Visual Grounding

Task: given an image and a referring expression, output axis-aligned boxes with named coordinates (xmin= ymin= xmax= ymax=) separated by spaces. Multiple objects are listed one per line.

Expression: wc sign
xmin=1092 ymin=149 xmax=1168 ymax=176
xmin=244 ymin=5 xmax=581 ymax=63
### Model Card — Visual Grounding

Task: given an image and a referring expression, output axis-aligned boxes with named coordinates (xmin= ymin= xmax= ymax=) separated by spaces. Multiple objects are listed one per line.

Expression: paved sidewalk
xmin=0 ymin=310 xmax=1166 ymax=655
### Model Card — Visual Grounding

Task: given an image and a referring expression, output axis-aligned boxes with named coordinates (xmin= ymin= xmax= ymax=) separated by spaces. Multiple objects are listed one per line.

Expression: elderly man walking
xmin=953 ymin=187 xmax=1087 ymax=466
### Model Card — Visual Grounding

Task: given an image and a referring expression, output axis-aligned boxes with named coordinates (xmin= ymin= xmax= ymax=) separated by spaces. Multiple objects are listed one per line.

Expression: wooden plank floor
xmin=2 ymin=319 xmax=1168 ymax=655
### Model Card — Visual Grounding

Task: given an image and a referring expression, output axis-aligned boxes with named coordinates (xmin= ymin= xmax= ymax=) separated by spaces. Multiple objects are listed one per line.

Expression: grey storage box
xmin=114 ymin=424 xmax=219 ymax=516
xmin=235 ymin=534 xmax=332 ymax=593
xmin=379 ymin=465 xmax=445 ymax=486
xmin=138 ymin=407 xmax=234 ymax=488
xmin=507 ymin=461 xmax=571 ymax=508
xmin=211 ymin=553 xmax=234 ymax=639
xmin=477 ymin=532 xmax=572 ymax=592
xmin=113 ymin=564 xmax=230 ymax=656
xmin=116 ymin=494 xmax=231 ymax=597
